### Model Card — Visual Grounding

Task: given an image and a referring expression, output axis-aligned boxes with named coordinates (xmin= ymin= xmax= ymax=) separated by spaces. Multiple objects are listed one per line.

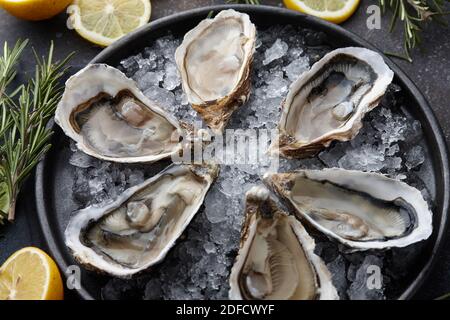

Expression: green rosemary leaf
xmin=0 ymin=40 xmax=28 ymax=140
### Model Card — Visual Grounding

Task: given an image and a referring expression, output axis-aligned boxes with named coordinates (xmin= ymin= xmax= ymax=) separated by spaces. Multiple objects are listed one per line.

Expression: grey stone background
xmin=0 ymin=0 xmax=448 ymax=299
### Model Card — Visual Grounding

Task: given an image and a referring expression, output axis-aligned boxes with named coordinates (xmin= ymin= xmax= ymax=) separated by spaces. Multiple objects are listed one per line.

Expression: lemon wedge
xmin=0 ymin=0 xmax=72 ymax=21
xmin=0 ymin=247 xmax=64 ymax=300
xmin=67 ymin=0 xmax=152 ymax=47
xmin=283 ymin=0 xmax=360 ymax=24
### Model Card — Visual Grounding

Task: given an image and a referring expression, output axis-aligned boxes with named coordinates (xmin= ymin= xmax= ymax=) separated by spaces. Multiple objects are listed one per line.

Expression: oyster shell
xmin=55 ymin=64 xmax=183 ymax=163
xmin=229 ymin=186 xmax=338 ymax=300
xmin=269 ymin=47 xmax=394 ymax=158
xmin=65 ymin=163 xmax=219 ymax=277
xmin=264 ymin=169 xmax=432 ymax=250
xmin=175 ymin=9 xmax=256 ymax=133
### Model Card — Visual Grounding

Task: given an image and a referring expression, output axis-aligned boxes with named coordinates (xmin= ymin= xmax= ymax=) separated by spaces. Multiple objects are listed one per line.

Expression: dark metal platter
xmin=35 ymin=4 xmax=449 ymax=300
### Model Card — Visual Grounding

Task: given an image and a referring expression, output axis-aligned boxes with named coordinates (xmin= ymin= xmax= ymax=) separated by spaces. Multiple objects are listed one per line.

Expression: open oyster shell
xmin=264 ymin=169 xmax=433 ymax=250
xmin=175 ymin=9 xmax=256 ymax=133
xmin=229 ymin=186 xmax=338 ymax=300
xmin=55 ymin=64 xmax=183 ymax=163
xmin=65 ymin=163 xmax=219 ymax=278
xmin=269 ymin=47 xmax=394 ymax=158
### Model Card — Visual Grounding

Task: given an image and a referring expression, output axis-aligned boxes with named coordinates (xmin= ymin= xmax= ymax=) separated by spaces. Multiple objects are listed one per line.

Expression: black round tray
xmin=35 ymin=4 xmax=450 ymax=300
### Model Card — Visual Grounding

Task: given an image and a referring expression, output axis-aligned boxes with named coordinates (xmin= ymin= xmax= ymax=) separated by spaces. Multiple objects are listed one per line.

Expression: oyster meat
xmin=229 ymin=186 xmax=338 ymax=300
xmin=175 ymin=9 xmax=256 ymax=133
xmin=269 ymin=47 xmax=394 ymax=158
xmin=65 ymin=163 xmax=219 ymax=277
xmin=264 ymin=169 xmax=432 ymax=250
xmin=55 ymin=64 xmax=183 ymax=163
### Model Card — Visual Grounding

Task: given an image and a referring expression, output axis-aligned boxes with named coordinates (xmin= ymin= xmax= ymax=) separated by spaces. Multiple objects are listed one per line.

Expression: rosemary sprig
xmin=380 ymin=0 xmax=450 ymax=61
xmin=0 ymin=40 xmax=28 ymax=138
xmin=0 ymin=42 xmax=73 ymax=222
xmin=226 ymin=0 xmax=261 ymax=4
xmin=0 ymin=40 xmax=28 ymax=223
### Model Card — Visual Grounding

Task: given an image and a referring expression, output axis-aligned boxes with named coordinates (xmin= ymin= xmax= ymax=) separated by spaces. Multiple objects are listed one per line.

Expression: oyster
xmin=175 ymin=9 xmax=256 ymax=133
xmin=264 ymin=169 xmax=433 ymax=250
xmin=65 ymin=163 xmax=219 ymax=277
xmin=269 ymin=47 xmax=394 ymax=158
xmin=55 ymin=64 xmax=183 ymax=163
xmin=229 ymin=186 xmax=338 ymax=300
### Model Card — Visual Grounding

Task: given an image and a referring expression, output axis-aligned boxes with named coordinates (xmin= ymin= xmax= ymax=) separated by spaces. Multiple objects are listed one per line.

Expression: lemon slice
xmin=0 ymin=0 xmax=72 ymax=21
xmin=0 ymin=247 xmax=64 ymax=300
xmin=67 ymin=0 xmax=152 ymax=47
xmin=283 ymin=0 xmax=360 ymax=24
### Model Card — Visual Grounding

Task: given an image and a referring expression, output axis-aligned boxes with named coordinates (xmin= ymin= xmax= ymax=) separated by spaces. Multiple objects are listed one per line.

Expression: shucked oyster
xmin=264 ymin=169 xmax=433 ymax=250
xmin=269 ymin=47 xmax=394 ymax=158
xmin=175 ymin=9 xmax=256 ymax=133
xmin=65 ymin=163 xmax=218 ymax=277
xmin=55 ymin=64 xmax=183 ymax=163
xmin=229 ymin=186 xmax=338 ymax=300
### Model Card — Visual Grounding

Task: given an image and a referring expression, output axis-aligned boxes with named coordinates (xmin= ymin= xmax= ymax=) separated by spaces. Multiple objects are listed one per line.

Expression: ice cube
xmin=283 ymin=57 xmax=309 ymax=81
xmin=405 ymin=145 xmax=425 ymax=170
xmin=263 ymin=39 xmax=288 ymax=65
xmin=163 ymin=61 xmax=181 ymax=91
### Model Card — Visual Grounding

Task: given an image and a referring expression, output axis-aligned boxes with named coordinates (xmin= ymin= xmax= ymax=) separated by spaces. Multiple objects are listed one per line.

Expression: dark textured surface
xmin=0 ymin=0 xmax=449 ymax=300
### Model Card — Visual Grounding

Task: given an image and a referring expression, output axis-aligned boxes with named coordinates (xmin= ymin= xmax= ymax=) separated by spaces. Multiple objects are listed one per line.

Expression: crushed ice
xmin=69 ymin=25 xmax=434 ymax=300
